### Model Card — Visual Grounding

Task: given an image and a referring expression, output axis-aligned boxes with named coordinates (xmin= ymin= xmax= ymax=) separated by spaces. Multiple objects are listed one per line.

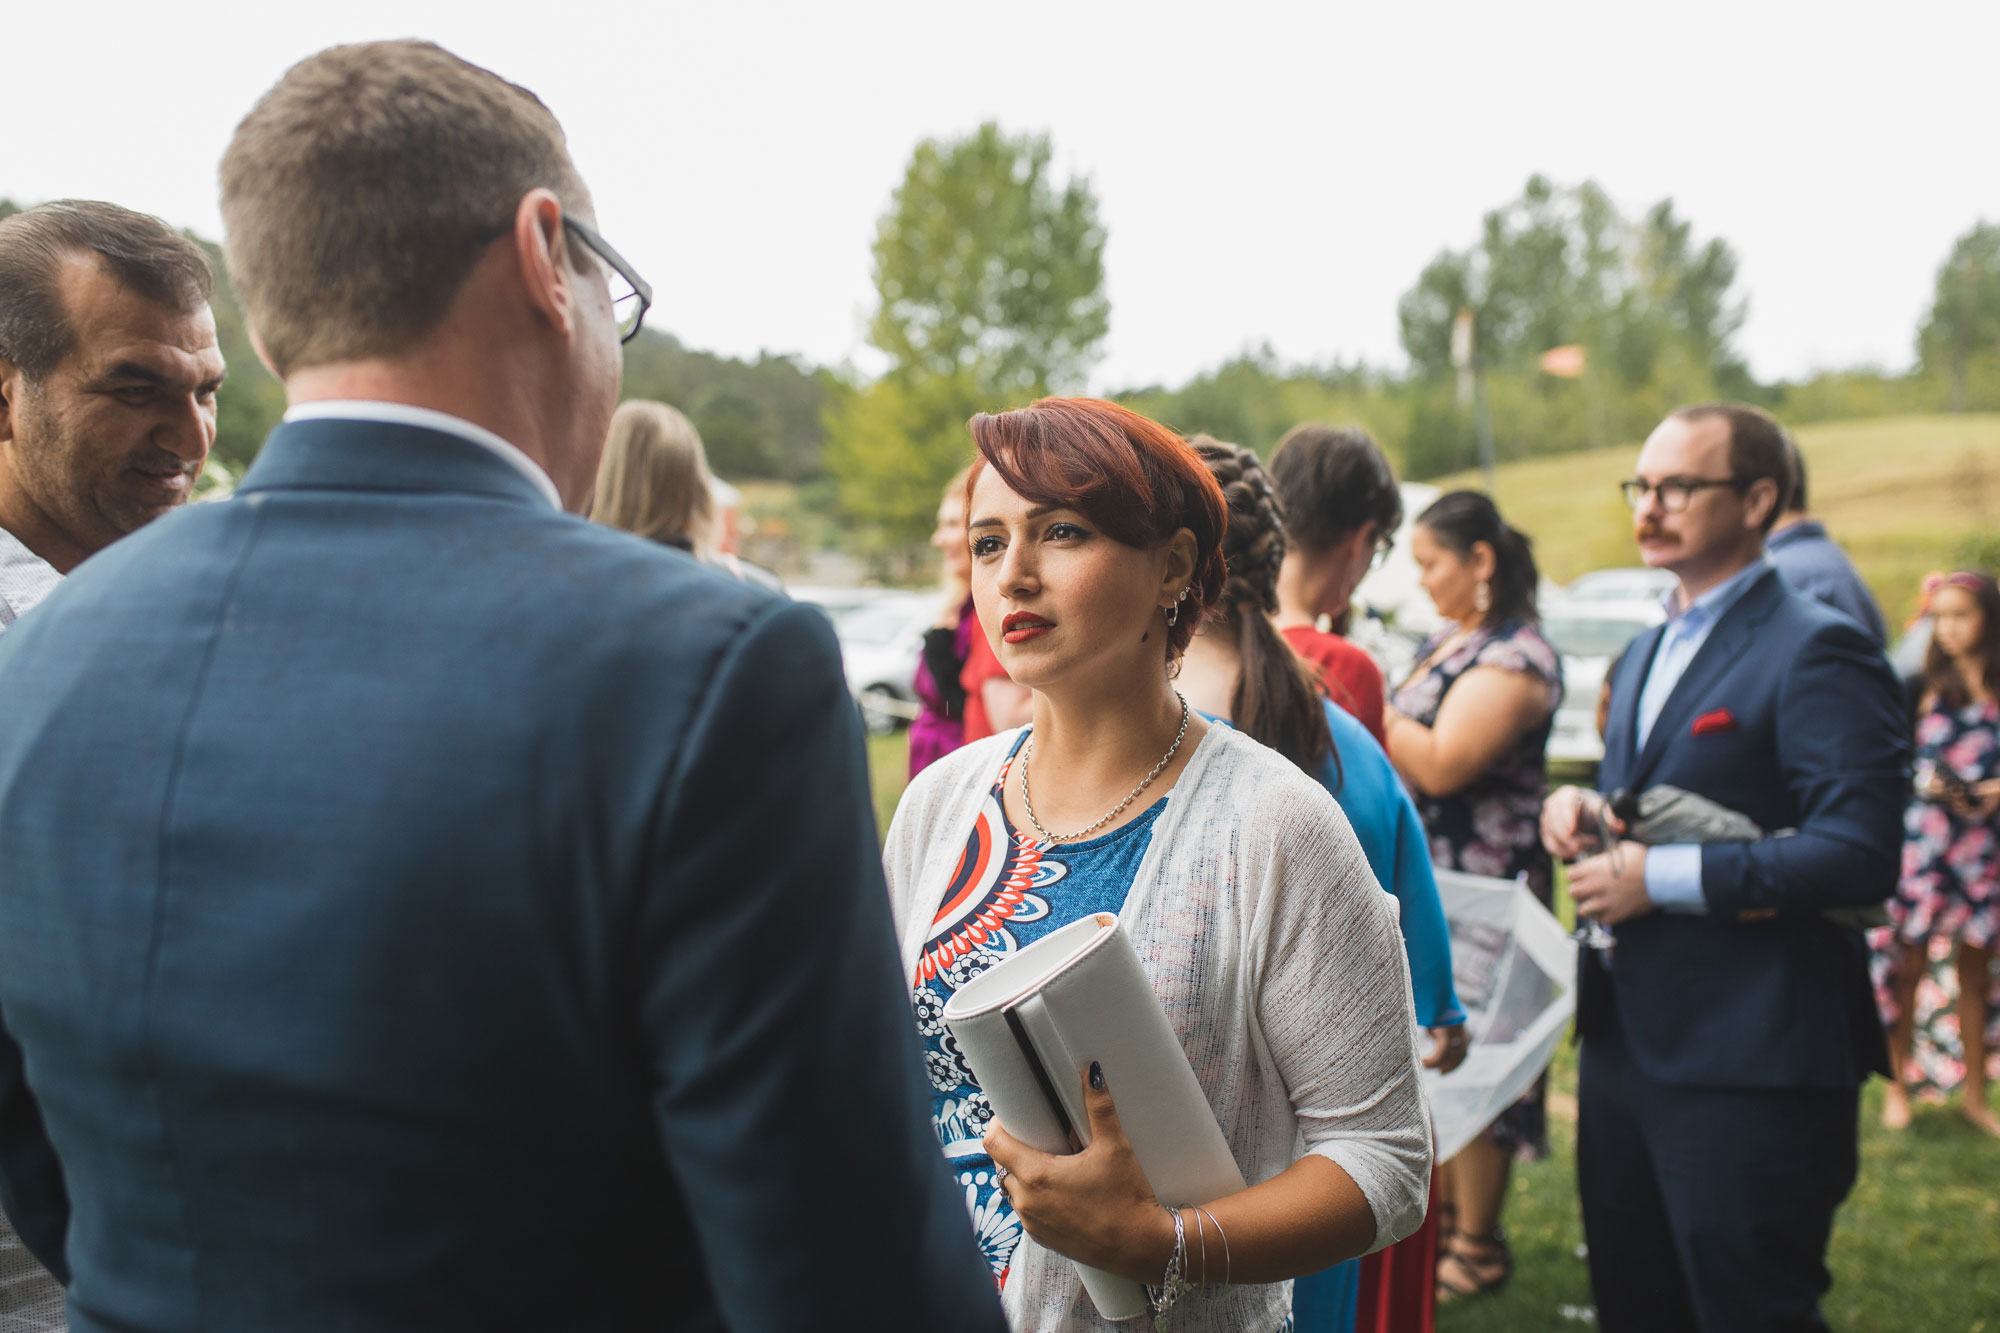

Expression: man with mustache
xmin=0 ymin=198 xmax=219 ymax=1332
xmin=0 ymin=201 xmax=220 ymax=629
xmin=1543 ymin=403 xmax=1906 ymax=1332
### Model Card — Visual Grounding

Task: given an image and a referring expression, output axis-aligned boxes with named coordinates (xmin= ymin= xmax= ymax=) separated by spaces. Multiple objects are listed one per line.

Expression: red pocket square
xmin=1692 ymin=708 xmax=1738 ymax=736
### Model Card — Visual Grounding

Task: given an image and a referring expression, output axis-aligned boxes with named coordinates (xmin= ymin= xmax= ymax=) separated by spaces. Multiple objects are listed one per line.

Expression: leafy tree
xmin=828 ymin=124 xmax=1109 ymax=549
xmin=1919 ymin=221 xmax=2000 ymax=412
xmin=869 ymin=123 xmax=1108 ymax=401
xmin=821 ymin=367 xmax=988 ymax=560
xmin=619 ymin=332 xmax=829 ymax=481
xmin=1397 ymin=176 xmax=1750 ymax=461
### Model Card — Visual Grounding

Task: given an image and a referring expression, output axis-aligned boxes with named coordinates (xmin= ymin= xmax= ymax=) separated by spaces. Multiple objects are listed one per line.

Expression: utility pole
xmin=1452 ymin=307 xmax=1496 ymax=491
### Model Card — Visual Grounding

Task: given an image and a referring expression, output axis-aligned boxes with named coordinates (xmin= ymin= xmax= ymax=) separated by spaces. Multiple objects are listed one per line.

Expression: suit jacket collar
xmin=236 ymin=418 xmax=559 ymax=511
xmin=1625 ymin=564 xmax=1788 ymax=789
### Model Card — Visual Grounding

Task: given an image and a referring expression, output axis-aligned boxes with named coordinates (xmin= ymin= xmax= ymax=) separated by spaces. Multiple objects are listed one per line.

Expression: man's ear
xmin=0 ymin=359 xmax=18 ymax=450
xmin=510 ymin=188 xmax=576 ymax=339
xmin=246 ymin=326 xmax=278 ymax=380
xmin=1742 ymin=477 xmax=1780 ymax=533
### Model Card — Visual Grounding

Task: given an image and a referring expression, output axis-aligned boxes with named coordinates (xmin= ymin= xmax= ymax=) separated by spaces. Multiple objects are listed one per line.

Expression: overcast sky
xmin=10 ymin=0 xmax=1995 ymax=391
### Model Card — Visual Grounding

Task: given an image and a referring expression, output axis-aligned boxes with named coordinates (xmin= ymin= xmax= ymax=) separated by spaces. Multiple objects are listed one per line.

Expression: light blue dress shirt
xmin=1634 ymin=557 xmax=1773 ymax=914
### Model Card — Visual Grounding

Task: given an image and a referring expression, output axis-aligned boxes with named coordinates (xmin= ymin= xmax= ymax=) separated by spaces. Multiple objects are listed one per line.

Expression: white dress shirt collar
xmin=282 ymin=400 xmax=563 ymax=511
xmin=0 ymin=525 xmax=62 ymax=633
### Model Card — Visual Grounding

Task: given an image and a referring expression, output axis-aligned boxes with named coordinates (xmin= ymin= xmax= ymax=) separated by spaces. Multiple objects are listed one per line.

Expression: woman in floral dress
xmin=1383 ymin=491 xmax=1561 ymax=1304
xmin=1879 ymin=570 xmax=2000 ymax=1136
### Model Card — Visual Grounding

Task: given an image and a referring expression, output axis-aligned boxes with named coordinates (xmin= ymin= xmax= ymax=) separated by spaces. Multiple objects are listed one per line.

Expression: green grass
xmin=1446 ymin=867 xmax=2000 ymax=1332
xmin=1434 ymin=413 xmax=2000 ymax=629
xmin=866 ymin=730 xmax=910 ymax=839
xmin=1436 ymin=1046 xmax=2000 ymax=1333
xmin=866 ymin=735 xmax=2000 ymax=1329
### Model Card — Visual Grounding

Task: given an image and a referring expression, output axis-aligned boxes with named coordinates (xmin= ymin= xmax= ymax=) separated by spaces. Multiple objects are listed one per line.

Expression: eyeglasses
xmin=562 ymin=214 xmax=652 ymax=345
xmin=1618 ymin=475 xmax=1748 ymax=513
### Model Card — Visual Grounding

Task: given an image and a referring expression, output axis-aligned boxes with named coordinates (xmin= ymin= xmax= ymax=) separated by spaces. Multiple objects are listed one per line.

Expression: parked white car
xmin=795 ymin=588 xmax=936 ymax=734
xmin=1560 ymin=567 xmax=1677 ymax=605
xmin=1539 ymin=596 xmax=1665 ymax=765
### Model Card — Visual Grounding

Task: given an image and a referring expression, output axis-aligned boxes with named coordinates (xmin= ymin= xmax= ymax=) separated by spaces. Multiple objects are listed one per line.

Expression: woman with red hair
xmin=884 ymin=399 xmax=1431 ymax=1331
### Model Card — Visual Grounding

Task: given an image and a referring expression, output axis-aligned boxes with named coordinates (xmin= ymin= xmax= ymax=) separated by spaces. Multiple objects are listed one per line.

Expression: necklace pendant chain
xmin=1019 ymin=691 xmax=1190 ymax=847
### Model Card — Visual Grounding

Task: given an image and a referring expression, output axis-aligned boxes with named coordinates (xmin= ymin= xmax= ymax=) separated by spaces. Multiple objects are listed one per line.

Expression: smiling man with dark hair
xmin=0 ymin=199 xmax=221 ymax=618
xmin=0 ymin=195 xmax=219 ymax=1333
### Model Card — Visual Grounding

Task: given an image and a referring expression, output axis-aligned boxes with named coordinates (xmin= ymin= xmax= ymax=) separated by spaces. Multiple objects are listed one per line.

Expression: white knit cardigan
xmin=885 ymin=724 xmax=1432 ymax=1333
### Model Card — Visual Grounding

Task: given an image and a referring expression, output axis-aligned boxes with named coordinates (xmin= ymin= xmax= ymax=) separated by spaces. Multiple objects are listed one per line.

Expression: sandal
xmin=1435 ymin=1228 xmax=1512 ymax=1303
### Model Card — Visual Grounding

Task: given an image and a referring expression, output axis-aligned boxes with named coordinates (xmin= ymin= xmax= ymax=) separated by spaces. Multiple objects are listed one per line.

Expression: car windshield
xmin=1543 ymin=614 xmax=1650 ymax=660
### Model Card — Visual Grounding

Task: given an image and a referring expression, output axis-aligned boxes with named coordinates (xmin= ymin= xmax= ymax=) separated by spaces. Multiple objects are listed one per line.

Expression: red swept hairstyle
xmin=966 ymin=398 xmax=1228 ymax=659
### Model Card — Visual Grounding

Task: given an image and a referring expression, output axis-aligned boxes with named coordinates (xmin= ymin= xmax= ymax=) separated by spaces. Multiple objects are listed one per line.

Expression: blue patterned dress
xmin=911 ymin=734 xmax=1164 ymax=1289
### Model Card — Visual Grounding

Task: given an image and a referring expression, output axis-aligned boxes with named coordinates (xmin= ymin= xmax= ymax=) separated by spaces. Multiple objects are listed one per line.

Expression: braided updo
xmin=1188 ymin=436 xmax=1335 ymax=779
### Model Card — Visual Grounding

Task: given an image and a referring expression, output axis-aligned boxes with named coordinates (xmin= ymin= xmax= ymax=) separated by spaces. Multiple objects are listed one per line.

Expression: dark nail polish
xmin=1089 ymin=1061 xmax=1104 ymax=1091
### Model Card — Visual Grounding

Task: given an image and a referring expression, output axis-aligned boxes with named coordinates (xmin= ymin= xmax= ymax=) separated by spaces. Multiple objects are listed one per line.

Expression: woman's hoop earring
xmin=1475 ymin=580 xmax=1491 ymax=616
xmin=1165 ymin=602 xmax=1179 ymax=628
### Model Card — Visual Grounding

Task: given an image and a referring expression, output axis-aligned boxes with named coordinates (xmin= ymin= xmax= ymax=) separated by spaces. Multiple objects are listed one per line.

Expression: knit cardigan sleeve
xmin=881 ymin=726 xmax=1432 ymax=1331
xmin=1240 ymin=763 xmax=1432 ymax=1248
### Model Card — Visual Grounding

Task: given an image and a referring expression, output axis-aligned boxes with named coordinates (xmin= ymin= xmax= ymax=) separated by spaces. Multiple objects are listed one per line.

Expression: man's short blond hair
xmin=220 ymin=40 xmax=590 ymax=377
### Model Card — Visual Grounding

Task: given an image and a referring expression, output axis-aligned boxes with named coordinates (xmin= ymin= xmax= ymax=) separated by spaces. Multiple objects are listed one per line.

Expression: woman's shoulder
xmin=1185 ymin=724 xmax=1348 ymax=835
xmin=1474 ymin=619 xmax=1561 ymax=681
xmin=894 ymin=730 xmax=1018 ymax=825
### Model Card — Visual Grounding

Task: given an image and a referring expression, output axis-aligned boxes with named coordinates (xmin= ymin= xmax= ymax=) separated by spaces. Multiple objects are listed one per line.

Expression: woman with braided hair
xmin=1177 ymin=437 xmax=1467 ymax=1333
xmin=884 ymin=400 xmax=1431 ymax=1331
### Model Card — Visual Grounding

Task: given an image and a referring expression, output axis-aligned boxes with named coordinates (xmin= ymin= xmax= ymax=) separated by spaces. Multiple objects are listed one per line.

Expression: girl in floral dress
xmin=1880 ymin=570 xmax=2000 ymax=1136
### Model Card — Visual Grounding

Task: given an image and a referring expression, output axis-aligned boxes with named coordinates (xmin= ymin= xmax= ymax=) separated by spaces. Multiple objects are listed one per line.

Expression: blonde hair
xmin=593 ymin=400 xmax=718 ymax=554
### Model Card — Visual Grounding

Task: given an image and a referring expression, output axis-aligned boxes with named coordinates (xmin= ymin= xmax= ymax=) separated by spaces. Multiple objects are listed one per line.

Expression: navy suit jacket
xmin=0 ymin=420 xmax=1002 ymax=1333
xmin=1587 ymin=566 xmax=1907 ymax=1090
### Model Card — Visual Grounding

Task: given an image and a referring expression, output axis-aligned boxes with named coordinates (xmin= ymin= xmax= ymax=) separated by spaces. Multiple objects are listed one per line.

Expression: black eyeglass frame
xmin=561 ymin=214 xmax=652 ymax=345
xmin=1618 ymin=475 xmax=1750 ymax=513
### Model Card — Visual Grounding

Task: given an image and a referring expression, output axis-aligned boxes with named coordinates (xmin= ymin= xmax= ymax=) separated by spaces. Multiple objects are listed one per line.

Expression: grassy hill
xmin=1433 ymin=413 xmax=2000 ymax=629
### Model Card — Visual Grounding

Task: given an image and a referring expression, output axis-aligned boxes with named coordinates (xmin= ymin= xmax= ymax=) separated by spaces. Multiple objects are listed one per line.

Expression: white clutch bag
xmin=942 ymin=912 xmax=1246 ymax=1321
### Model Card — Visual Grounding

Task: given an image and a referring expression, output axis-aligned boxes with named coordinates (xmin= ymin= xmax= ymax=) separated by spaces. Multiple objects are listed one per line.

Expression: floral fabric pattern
xmin=1868 ymin=929 xmax=2000 ymax=1098
xmin=1869 ymin=697 xmax=2000 ymax=1097
xmin=1390 ymin=618 xmax=1561 ymax=1158
xmin=912 ymin=735 xmax=1166 ymax=1288
xmin=1889 ymin=699 xmax=2000 ymax=948
xmin=1389 ymin=619 xmax=1561 ymax=899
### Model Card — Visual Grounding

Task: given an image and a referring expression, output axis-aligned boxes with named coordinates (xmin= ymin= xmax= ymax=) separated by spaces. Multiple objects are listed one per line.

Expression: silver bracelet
xmin=1148 ymin=1205 xmax=1195 ymax=1329
xmin=1190 ymin=1204 xmax=1208 ymax=1285
xmin=1196 ymin=1206 xmax=1230 ymax=1288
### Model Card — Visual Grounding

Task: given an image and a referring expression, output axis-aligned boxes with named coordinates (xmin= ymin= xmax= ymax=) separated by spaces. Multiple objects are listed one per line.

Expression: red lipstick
xmin=1002 ymin=611 xmax=1055 ymax=644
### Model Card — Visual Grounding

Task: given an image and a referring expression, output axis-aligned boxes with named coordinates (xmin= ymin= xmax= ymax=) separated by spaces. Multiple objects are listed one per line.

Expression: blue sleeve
xmin=1323 ymin=703 xmax=1465 ymax=1029
xmin=1643 ymin=843 xmax=1707 ymax=914
xmin=0 ymin=1015 xmax=68 ymax=1280
xmin=1699 ymin=619 xmax=1909 ymax=917
xmin=1391 ymin=798 xmax=1468 ymax=1028
xmin=638 ymin=602 xmax=1004 ymax=1332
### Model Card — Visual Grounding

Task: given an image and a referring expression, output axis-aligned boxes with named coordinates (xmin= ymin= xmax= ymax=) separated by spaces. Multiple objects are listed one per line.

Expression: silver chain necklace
xmin=1018 ymin=691 xmax=1190 ymax=846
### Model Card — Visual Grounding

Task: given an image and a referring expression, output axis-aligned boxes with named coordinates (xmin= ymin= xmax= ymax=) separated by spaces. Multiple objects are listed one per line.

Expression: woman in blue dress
xmin=1176 ymin=437 xmax=1467 ymax=1333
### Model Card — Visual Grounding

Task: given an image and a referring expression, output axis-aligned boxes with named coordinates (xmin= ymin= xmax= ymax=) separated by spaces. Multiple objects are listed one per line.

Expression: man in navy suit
xmin=1543 ymin=403 xmax=1906 ymax=1332
xmin=0 ymin=40 xmax=1001 ymax=1333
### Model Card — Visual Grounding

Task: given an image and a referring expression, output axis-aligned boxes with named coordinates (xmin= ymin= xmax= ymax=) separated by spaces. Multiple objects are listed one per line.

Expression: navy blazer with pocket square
xmin=1587 ymin=565 xmax=1908 ymax=1089
xmin=0 ymin=417 xmax=1003 ymax=1333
